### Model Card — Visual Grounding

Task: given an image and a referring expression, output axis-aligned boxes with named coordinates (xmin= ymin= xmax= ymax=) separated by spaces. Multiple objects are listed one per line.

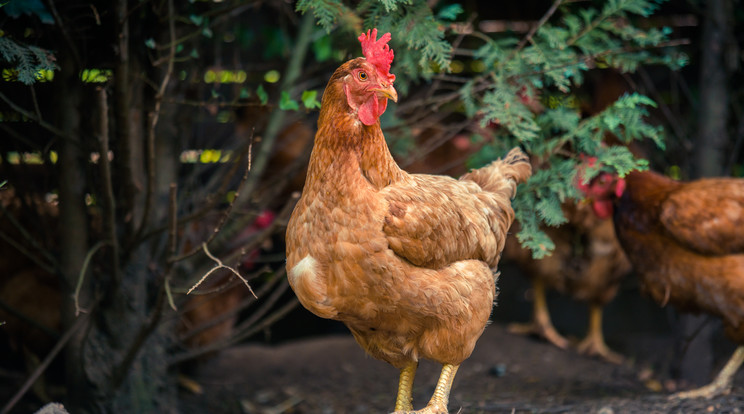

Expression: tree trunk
xmin=694 ymin=0 xmax=730 ymax=178
xmin=56 ymin=52 xmax=90 ymax=413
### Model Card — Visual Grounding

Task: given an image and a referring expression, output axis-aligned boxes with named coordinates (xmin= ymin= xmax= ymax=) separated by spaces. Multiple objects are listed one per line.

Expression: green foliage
xmin=454 ymin=0 xmax=679 ymax=257
xmin=279 ymin=91 xmax=299 ymax=111
xmin=312 ymin=35 xmax=334 ymax=62
xmin=256 ymin=84 xmax=268 ymax=105
xmin=301 ymin=90 xmax=322 ymax=110
xmin=436 ymin=4 xmax=463 ymax=21
xmin=296 ymin=0 xmax=683 ymax=258
xmin=0 ymin=36 xmax=57 ymax=84
xmin=296 ymin=0 xmax=353 ymax=32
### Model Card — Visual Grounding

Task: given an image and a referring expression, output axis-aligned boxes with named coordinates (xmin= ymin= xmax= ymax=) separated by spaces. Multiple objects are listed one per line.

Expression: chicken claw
xmin=576 ymin=304 xmax=624 ymax=364
xmin=391 ymin=364 xmax=459 ymax=414
xmin=508 ymin=279 xmax=569 ymax=349
xmin=670 ymin=346 xmax=744 ymax=400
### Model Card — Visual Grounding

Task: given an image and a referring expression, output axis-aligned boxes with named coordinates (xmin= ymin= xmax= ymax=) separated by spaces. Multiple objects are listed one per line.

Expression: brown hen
xmin=584 ymin=168 xmax=744 ymax=399
xmin=505 ymin=197 xmax=631 ymax=364
xmin=285 ymin=29 xmax=531 ymax=413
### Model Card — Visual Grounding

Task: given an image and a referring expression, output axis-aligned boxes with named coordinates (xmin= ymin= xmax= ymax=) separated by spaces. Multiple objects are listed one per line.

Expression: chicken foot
xmin=394 ymin=361 xmax=418 ymax=411
xmin=508 ymin=278 xmax=569 ymax=349
xmin=670 ymin=345 xmax=744 ymax=400
xmin=391 ymin=363 xmax=459 ymax=414
xmin=576 ymin=304 xmax=624 ymax=364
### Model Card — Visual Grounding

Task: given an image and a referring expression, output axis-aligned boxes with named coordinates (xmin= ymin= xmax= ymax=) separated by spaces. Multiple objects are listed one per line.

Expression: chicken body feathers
xmin=382 ymin=148 xmax=530 ymax=270
xmin=287 ymin=148 xmax=530 ymax=368
xmin=658 ymin=177 xmax=744 ymax=255
xmin=615 ymin=171 xmax=744 ymax=343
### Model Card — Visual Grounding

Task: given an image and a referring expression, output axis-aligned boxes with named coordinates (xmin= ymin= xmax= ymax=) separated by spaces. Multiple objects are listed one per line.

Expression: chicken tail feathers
xmin=460 ymin=147 xmax=532 ymax=198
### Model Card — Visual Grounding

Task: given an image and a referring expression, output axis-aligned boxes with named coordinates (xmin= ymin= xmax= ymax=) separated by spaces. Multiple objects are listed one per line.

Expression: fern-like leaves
xmin=0 ymin=37 xmax=57 ymax=84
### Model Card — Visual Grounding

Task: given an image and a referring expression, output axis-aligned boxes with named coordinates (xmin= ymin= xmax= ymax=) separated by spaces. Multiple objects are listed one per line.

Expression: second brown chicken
xmin=504 ymin=178 xmax=631 ymax=364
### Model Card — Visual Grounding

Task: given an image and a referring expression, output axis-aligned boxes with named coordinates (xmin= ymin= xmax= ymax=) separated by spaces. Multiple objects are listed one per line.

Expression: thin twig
xmin=0 ymin=298 xmax=59 ymax=340
xmin=188 ymin=243 xmax=257 ymax=298
xmin=163 ymin=97 xmax=268 ymax=108
xmin=231 ymin=12 xmax=315 ymax=211
xmin=165 ymin=183 xmax=178 ymax=311
xmin=0 ymin=229 xmax=56 ymax=275
xmin=140 ymin=143 xmax=252 ymax=245
xmin=29 ymin=84 xmax=43 ymax=122
xmin=74 ymin=241 xmax=110 ymax=316
xmin=231 ymin=275 xmax=290 ymax=335
xmin=132 ymin=0 xmax=177 ymax=244
xmin=96 ymin=87 xmax=121 ymax=288
xmin=168 ymin=183 xmax=178 ymax=256
xmin=168 ymin=135 xmax=254 ymax=263
xmin=168 ymin=296 xmax=299 ymax=366
xmin=0 ymin=91 xmax=72 ymax=141
xmin=165 ymin=278 xmax=177 ymax=311
xmin=178 ymin=267 xmax=282 ymax=343
xmin=636 ymin=67 xmax=688 ymax=145
xmin=506 ymin=0 xmax=563 ymax=63
xmin=176 ymin=264 xmax=269 ymax=295
xmin=42 ymin=0 xmax=82 ymax=69
xmin=188 ymin=191 xmax=296 ymax=282
xmin=227 ymin=297 xmax=298 ymax=348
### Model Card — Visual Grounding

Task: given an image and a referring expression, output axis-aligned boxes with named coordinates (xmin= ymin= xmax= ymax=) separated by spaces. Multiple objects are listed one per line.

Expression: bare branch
xmin=168 ymin=183 xmax=178 ymax=256
xmin=0 ymin=230 xmax=56 ymax=275
xmin=165 ymin=278 xmax=177 ymax=311
xmin=232 ymin=12 xmax=315 ymax=210
xmin=188 ymin=242 xmax=257 ymax=298
xmin=513 ymin=0 xmax=563 ymax=57
xmin=178 ymin=267 xmax=282 ymax=343
xmin=95 ymin=87 xmax=121 ymax=288
xmin=168 ymin=295 xmax=299 ymax=366
xmin=168 ymin=136 xmax=254 ymax=264
xmin=0 ymin=298 xmax=59 ymax=340
xmin=0 ymin=91 xmax=73 ymax=141
xmin=74 ymin=241 xmax=110 ymax=316
xmin=133 ymin=0 xmax=178 ymax=243
xmin=193 ymin=190 xmax=297 ymax=276
xmin=42 ymin=0 xmax=82 ymax=69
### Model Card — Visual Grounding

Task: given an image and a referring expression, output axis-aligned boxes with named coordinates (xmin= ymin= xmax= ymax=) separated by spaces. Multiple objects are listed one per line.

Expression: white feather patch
xmin=289 ymin=255 xmax=319 ymax=286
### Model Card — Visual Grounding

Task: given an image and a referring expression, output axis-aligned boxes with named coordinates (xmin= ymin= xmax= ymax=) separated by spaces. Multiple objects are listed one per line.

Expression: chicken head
xmin=342 ymin=29 xmax=398 ymax=126
xmin=576 ymin=156 xmax=626 ymax=219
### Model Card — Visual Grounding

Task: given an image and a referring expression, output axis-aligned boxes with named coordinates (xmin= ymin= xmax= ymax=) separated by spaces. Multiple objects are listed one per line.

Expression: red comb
xmin=358 ymin=28 xmax=395 ymax=82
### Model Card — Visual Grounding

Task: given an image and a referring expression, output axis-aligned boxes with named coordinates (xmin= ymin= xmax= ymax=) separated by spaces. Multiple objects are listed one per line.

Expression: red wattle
xmin=359 ymin=95 xmax=386 ymax=126
xmin=592 ymin=200 xmax=614 ymax=219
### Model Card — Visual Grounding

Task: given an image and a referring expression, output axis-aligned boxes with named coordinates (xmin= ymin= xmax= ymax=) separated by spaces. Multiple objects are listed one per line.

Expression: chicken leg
xmin=394 ymin=361 xmax=417 ymax=411
xmin=508 ymin=278 xmax=569 ymax=349
xmin=670 ymin=345 xmax=744 ymax=400
xmin=392 ymin=363 xmax=459 ymax=414
xmin=576 ymin=304 xmax=624 ymax=364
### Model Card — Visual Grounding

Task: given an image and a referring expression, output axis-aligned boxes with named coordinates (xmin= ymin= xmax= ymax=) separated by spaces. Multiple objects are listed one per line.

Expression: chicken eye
xmin=357 ymin=71 xmax=368 ymax=81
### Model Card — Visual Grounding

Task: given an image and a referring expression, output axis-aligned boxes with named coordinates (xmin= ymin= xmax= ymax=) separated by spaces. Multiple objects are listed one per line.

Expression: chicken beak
xmin=373 ymin=85 xmax=398 ymax=103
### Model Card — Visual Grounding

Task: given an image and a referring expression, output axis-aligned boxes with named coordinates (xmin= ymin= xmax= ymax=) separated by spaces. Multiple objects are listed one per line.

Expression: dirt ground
xmin=181 ymin=266 xmax=744 ymax=414
xmin=182 ymin=324 xmax=744 ymax=414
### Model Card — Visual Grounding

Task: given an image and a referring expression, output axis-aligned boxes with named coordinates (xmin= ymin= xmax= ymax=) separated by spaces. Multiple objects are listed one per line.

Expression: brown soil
xmin=182 ymin=323 xmax=744 ymax=414
xmin=181 ymin=263 xmax=744 ymax=414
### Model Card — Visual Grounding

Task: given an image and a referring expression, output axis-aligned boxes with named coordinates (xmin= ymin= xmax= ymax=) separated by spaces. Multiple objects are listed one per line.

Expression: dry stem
xmin=187 ymin=242 xmax=257 ymax=298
